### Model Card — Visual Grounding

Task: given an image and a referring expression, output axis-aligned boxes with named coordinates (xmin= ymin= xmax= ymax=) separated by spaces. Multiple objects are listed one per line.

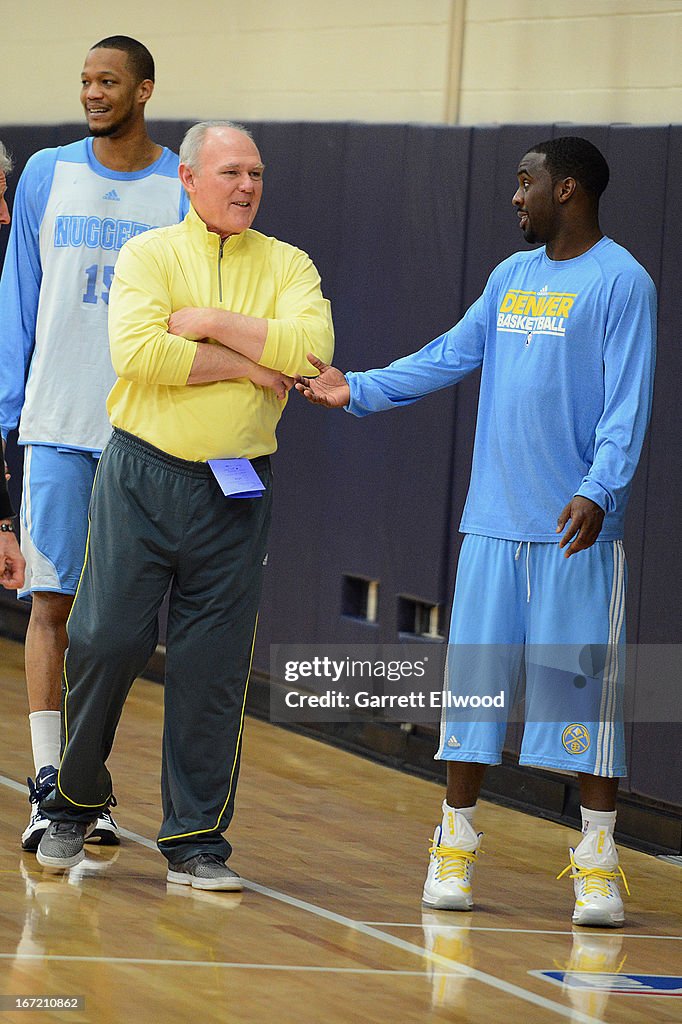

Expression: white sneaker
xmin=557 ymin=829 xmax=629 ymax=927
xmin=422 ymin=806 xmax=481 ymax=911
xmin=86 ymin=809 xmax=120 ymax=846
xmin=22 ymin=802 xmax=53 ymax=853
xmin=21 ymin=765 xmax=58 ymax=852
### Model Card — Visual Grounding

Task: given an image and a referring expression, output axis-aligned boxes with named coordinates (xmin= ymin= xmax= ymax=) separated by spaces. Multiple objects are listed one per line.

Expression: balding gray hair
xmin=0 ymin=140 xmax=13 ymax=175
xmin=179 ymin=120 xmax=255 ymax=172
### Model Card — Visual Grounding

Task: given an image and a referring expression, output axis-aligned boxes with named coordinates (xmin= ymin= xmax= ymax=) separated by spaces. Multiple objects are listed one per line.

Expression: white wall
xmin=1 ymin=0 xmax=680 ymax=126
xmin=459 ymin=0 xmax=682 ymax=124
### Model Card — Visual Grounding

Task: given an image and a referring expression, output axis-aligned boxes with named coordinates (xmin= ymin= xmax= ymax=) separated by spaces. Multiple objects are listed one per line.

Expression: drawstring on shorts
xmin=514 ymin=540 xmax=531 ymax=602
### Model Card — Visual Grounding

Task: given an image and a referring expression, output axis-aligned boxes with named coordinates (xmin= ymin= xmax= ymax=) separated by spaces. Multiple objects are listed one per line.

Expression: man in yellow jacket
xmin=37 ymin=121 xmax=334 ymax=888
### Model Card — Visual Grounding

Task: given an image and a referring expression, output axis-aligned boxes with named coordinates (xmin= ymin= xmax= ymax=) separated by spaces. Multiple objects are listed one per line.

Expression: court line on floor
xmin=121 ymin=823 xmax=601 ymax=1024
xmin=362 ymin=923 xmax=682 ymax=940
xmin=1 ymin=778 xmax=601 ymax=1024
xmin=0 ymin=956 xmax=458 ymax=976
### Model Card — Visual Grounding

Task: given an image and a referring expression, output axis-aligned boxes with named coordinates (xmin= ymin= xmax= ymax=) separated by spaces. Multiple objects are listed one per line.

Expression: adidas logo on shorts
xmin=447 ymin=735 xmax=461 ymax=748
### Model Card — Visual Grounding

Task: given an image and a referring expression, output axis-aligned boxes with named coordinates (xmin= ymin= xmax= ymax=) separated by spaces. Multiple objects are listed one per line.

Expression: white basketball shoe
xmin=557 ymin=828 xmax=629 ymax=927
xmin=422 ymin=803 xmax=482 ymax=911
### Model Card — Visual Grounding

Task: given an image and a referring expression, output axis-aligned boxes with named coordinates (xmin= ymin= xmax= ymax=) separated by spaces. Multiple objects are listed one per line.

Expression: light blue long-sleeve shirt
xmin=347 ymin=237 xmax=657 ymax=541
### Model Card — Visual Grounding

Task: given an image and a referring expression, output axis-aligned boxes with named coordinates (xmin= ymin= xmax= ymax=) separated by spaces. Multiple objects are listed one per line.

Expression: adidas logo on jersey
xmin=102 ymin=189 xmax=121 ymax=201
xmin=447 ymin=735 xmax=461 ymax=748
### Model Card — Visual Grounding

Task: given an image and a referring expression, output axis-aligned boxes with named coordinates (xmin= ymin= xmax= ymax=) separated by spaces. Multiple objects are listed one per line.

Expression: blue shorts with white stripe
xmin=436 ymin=534 xmax=627 ymax=777
xmin=19 ymin=444 xmax=100 ymax=600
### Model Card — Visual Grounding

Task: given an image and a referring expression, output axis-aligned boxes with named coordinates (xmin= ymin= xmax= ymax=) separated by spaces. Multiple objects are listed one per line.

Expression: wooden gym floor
xmin=0 ymin=637 xmax=680 ymax=1024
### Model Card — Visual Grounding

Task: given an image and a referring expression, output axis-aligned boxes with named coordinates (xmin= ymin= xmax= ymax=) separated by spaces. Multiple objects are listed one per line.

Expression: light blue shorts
xmin=19 ymin=445 xmax=100 ymax=600
xmin=436 ymin=535 xmax=627 ymax=777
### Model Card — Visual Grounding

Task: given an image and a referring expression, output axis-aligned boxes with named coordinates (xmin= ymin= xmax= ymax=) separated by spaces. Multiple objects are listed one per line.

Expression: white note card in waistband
xmin=208 ymin=458 xmax=265 ymax=498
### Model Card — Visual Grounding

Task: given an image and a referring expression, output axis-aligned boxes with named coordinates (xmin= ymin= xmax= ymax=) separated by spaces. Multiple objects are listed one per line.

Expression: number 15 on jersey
xmin=83 ymin=264 xmax=115 ymax=305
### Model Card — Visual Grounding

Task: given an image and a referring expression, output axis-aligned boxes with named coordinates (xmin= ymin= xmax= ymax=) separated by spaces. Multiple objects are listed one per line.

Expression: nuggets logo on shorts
xmin=561 ymin=723 xmax=590 ymax=755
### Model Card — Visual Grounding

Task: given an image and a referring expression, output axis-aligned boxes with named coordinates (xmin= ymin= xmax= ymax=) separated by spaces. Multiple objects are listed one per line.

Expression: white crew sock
xmin=580 ymin=805 xmax=617 ymax=836
xmin=443 ymin=800 xmax=476 ymax=827
xmin=29 ymin=711 xmax=61 ymax=774
xmin=440 ymin=801 xmax=479 ymax=852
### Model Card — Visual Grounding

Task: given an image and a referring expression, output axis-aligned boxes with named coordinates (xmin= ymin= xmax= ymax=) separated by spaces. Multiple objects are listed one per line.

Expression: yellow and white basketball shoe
xmin=422 ymin=804 xmax=482 ymax=911
xmin=557 ymin=828 xmax=629 ymax=927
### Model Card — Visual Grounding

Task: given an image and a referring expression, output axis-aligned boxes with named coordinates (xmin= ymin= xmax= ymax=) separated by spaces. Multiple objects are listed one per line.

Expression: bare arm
xmin=186 ymin=340 xmax=292 ymax=399
xmin=168 ymin=248 xmax=334 ymax=376
xmin=169 ymin=308 xmax=268 ymax=364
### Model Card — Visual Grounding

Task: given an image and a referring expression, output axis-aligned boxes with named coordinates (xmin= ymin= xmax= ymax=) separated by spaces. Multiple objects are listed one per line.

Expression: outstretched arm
xmin=332 ymin=293 xmax=487 ymax=418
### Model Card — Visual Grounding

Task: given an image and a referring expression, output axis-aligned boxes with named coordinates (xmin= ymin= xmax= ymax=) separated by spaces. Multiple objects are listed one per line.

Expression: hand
xmin=168 ymin=307 xmax=214 ymax=341
xmin=0 ymin=531 xmax=26 ymax=590
xmin=294 ymin=354 xmax=350 ymax=408
xmin=251 ymin=365 xmax=294 ymax=401
xmin=556 ymin=496 xmax=605 ymax=557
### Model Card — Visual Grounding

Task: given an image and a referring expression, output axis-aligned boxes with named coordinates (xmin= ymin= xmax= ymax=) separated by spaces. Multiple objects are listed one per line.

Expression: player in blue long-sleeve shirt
xmin=296 ymin=137 xmax=656 ymax=928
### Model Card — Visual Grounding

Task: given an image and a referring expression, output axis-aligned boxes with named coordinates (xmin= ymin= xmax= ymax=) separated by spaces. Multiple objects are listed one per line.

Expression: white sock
xmin=581 ymin=805 xmax=616 ymax=836
xmin=29 ymin=711 xmax=61 ymax=774
xmin=443 ymin=800 xmax=476 ymax=826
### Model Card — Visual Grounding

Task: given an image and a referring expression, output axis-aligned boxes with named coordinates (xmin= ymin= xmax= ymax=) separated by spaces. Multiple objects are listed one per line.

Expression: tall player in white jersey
xmin=0 ymin=36 xmax=188 ymax=851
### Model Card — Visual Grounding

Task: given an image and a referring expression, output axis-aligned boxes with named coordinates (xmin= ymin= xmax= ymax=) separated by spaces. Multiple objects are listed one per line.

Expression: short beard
xmin=522 ymin=221 xmax=543 ymax=245
xmin=88 ymin=121 xmax=123 ymax=138
xmin=87 ymin=109 xmax=133 ymax=139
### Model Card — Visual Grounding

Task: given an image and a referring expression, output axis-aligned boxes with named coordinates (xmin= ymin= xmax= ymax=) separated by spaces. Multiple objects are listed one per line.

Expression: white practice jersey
xmin=0 ymin=137 xmax=188 ymax=450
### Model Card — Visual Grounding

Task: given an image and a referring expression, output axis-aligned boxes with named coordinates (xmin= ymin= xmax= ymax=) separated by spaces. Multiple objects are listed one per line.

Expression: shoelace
xmin=177 ymin=853 xmax=228 ymax=870
xmin=557 ymin=853 xmax=631 ymax=897
xmin=26 ymin=773 xmax=56 ymax=805
xmin=51 ymin=821 xmax=88 ymax=835
xmin=429 ymin=839 xmax=479 ymax=881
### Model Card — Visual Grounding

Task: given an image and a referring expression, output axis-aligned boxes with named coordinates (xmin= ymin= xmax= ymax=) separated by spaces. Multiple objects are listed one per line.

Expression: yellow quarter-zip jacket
xmin=106 ymin=204 xmax=334 ymax=460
